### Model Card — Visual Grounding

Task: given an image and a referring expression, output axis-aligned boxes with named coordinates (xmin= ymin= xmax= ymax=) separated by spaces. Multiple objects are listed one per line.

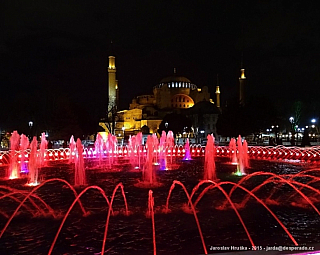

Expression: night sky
xmin=1 ymin=1 xmax=320 ymax=130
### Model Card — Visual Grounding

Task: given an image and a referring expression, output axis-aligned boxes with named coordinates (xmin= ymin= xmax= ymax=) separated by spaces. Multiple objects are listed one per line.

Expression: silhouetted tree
xmin=158 ymin=113 xmax=192 ymax=136
xmin=217 ymin=96 xmax=279 ymax=137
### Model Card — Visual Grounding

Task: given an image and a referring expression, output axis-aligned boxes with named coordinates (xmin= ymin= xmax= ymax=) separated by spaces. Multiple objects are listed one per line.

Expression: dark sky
xmin=1 ymin=1 xmax=320 ymax=126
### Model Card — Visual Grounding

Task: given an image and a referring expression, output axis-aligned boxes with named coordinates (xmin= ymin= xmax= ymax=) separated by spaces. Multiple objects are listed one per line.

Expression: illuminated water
xmin=1 ymin=158 xmax=320 ymax=254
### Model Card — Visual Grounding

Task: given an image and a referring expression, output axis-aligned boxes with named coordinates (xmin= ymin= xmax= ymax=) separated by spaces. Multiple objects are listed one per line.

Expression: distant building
xmin=99 ymin=56 xmax=226 ymax=142
xmin=184 ymin=100 xmax=220 ymax=143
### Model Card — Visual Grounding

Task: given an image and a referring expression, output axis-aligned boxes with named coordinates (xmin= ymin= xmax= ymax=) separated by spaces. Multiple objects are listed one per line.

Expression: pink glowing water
xmin=39 ymin=132 xmax=48 ymax=168
xmin=229 ymin=138 xmax=237 ymax=164
xmin=242 ymin=139 xmax=249 ymax=168
xmin=2 ymin=130 xmax=320 ymax=254
xmin=8 ymin=131 xmax=20 ymax=179
xmin=147 ymin=190 xmax=157 ymax=255
xmin=183 ymin=138 xmax=192 ymax=161
xmin=68 ymin=135 xmax=76 ymax=164
xmin=142 ymin=136 xmax=156 ymax=184
xmin=107 ymin=133 xmax=118 ymax=166
xmin=74 ymin=138 xmax=86 ymax=186
xmin=2 ymin=167 xmax=320 ymax=254
xmin=128 ymin=132 xmax=143 ymax=169
xmin=167 ymin=131 xmax=175 ymax=165
xmin=95 ymin=133 xmax=104 ymax=167
xmin=19 ymin=134 xmax=29 ymax=173
xmin=135 ymin=132 xmax=143 ymax=169
xmin=159 ymin=131 xmax=167 ymax=170
xmin=152 ymin=133 xmax=159 ymax=164
xmin=28 ymin=137 xmax=39 ymax=185
xmin=235 ymin=135 xmax=247 ymax=176
xmin=204 ymin=134 xmax=217 ymax=181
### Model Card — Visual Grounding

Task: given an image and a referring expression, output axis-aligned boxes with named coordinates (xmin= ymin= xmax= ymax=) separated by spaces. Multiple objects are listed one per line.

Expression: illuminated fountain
xmin=1 ymin=131 xmax=320 ymax=254
xmin=204 ymin=134 xmax=217 ymax=181
xmin=229 ymin=138 xmax=237 ymax=164
xmin=39 ymin=132 xmax=48 ymax=168
xmin=159 ymin=131 xmax=167 ymax=170
xmin=8 ymin=131 xmax=20 ymax=179
xmin=152 ymin=133 xmax=159 ymax=165
xmin=94 ymin=133 xmax=104 ymax=167
xmin=107 ymin=133 xmax=118 ymax=166
xmin=142 ymin=136 xmax=156 ymax=184
xmin=28 ymin=137 xmax=39 ymax=186
xmin=183 ymin=138 xmax=192 ymax=161
xmin=19 ymin=134 xmax=29 ymax=173
xmin=128 ymin=133 xmax=143 ymax=169
xmin=167 ymin=130 xmax=175 ymax=165
xmin=1 ymin=169 xmax=320 ymax=254
xmin=68 ymin=135 xmax=76 ymax=164
xmin=74 ymin=138 xmax=86 ymax=186
xmin=135 ymin=135 xmax=162 ymax=188
xmin=234 ymin=135 xmax=248 ymax=176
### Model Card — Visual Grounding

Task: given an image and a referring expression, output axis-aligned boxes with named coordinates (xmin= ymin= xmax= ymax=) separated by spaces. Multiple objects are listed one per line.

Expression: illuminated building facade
xmin=100 ymin=56 xmax=221 ymax=142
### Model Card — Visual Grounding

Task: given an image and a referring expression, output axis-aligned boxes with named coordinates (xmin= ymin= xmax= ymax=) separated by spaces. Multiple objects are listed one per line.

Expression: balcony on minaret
xmin=240 ymin=69 xmax=246 ymax=79
xmin=108 ymin=56 xmax=116 ymax=70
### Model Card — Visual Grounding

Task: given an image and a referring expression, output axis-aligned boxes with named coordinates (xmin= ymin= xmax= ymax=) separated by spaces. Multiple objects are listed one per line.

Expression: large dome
xmin=154 ymin=74 xmax=197 ymax=90
xmin=160 ymin=75 xmax=191 ymax=83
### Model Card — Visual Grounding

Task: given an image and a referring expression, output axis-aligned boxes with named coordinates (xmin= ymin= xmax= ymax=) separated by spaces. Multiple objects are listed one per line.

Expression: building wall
xmin=141 ymin=119 xmax=162 ymax=134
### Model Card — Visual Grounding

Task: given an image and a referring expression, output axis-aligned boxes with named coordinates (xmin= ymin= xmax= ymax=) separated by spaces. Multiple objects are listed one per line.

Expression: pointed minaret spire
xmin=239 ymin=52 xmax=246 ymax=106
xmin=239 ymin=22 xmax=247 ymax=106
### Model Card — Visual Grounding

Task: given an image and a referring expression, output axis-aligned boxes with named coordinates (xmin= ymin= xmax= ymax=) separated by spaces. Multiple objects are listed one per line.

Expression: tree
xmin=217 ymin=96 xmax=279 ymax=138
xmin=289 ymin=101 xmax=303 ymax=145
xmin=158 ymin=113 xmax=192 ymax=136
xmin=100 ymin=103 xmax=118 ymax=135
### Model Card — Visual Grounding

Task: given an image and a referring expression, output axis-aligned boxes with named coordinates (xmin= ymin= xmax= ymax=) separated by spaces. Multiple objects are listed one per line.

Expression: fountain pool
xmin=1 ymin=133 xmax=320 ymax=254
xmin=1 ymin=157 xmax=320 ymax=254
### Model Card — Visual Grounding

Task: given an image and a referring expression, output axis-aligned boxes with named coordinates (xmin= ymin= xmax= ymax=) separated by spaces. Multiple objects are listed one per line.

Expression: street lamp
xmin=29 ymin=121 xmax=33 ymax=138
xmin=289 ymin=117 xmax=295 ymax=145
xmin=311 ymin=118 xmax=318 ymax=143
xmin=289 ymin=117 xmax=294 ymax=124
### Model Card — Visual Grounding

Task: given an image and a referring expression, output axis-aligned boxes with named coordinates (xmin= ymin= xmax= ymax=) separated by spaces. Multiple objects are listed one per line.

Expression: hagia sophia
xmin=99 ymin=56 xmax=246 ymax=143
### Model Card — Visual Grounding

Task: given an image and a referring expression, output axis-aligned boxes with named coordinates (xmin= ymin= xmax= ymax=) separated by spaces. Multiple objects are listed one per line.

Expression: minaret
xmin=239 ymin=68 xmax=246 ymax=105
xmin=239 ymin=52 xmax=246 ymax=105
xmin=108 ymin=56 xmax=117 ymax=111
xmin=115 ymin=79 xmax=119 ymax=110
xmin=215 ymin=74 xmax=220 ymax=108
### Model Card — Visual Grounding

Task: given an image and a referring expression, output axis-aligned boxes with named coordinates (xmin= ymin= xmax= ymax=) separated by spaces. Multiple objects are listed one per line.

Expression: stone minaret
xmin=215 ymin=74 xmax=220 ymax=108
xmin=239 ymin=68 xmax=246 ymax=106
xmin=239 ymin=51 xmax=246 ymax=105
xmin=108 ymin=56 xmax=117 ymax=111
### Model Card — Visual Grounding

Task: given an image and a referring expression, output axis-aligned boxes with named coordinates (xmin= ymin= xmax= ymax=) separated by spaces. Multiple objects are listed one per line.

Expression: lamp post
xmin=289 ymin=117 xmax=296 ymax=145
xmin=311 ymin=118 xmax=318 ymax=143
xmin=29 ymin=121 xmax=33 ymax=138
